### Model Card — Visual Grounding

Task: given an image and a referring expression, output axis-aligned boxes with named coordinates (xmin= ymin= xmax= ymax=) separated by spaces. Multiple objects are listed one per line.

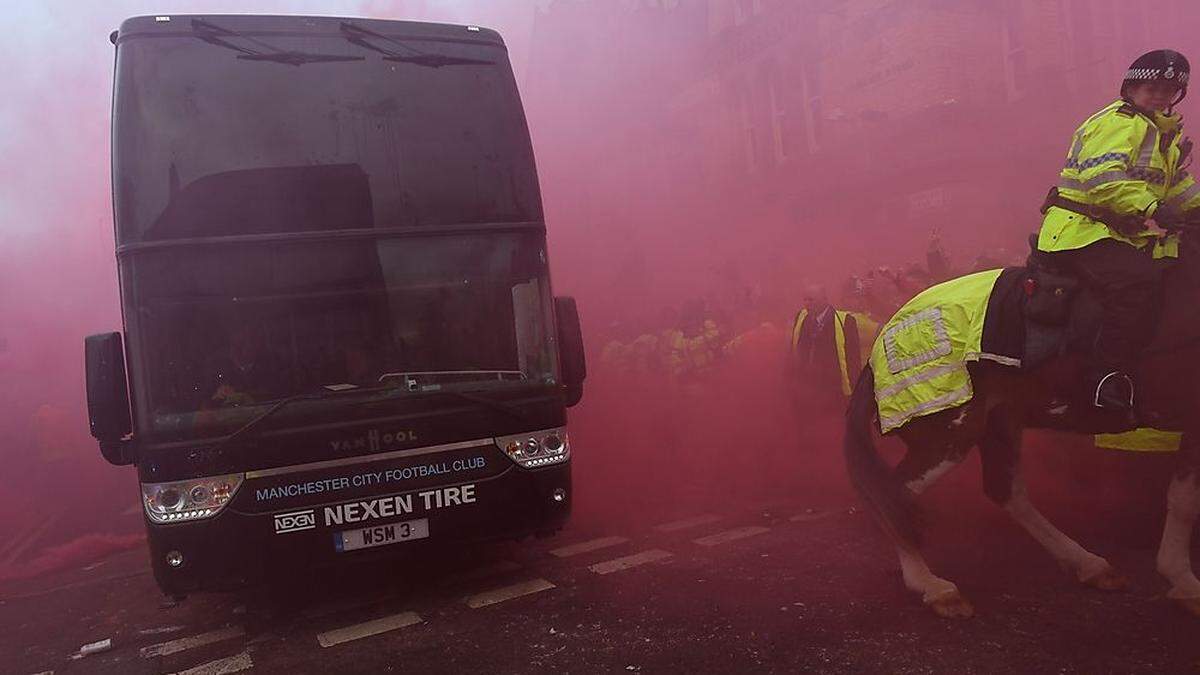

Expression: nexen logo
xmin=274 ymin=509 xmax=316 ymax=534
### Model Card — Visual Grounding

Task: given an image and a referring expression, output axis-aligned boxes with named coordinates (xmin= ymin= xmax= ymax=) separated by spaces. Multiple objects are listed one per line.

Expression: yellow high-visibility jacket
xmin=1039 ymin=99 xmax=1200 ymax=259
xmin=791 ymin=308 xmax=879 ymax=397
xmin=661 ymin=320 xmax=722 ymax=377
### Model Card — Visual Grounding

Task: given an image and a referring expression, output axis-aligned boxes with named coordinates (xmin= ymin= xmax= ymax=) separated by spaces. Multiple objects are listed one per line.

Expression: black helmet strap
xmin=1170 ymin=86 xmax=1187 ymax=112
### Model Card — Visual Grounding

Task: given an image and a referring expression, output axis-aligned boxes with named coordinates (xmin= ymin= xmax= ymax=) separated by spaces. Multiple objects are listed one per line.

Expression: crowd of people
xmin=596 ymin=229 xmax=1025 ymax=403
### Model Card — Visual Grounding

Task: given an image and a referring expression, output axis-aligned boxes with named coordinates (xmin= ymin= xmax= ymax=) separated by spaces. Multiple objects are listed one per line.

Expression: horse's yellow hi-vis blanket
xmin=871 ymin=269 xmax=1021 ymax=433
xmin=1095 ymin=428 xmax=1182 ymax=452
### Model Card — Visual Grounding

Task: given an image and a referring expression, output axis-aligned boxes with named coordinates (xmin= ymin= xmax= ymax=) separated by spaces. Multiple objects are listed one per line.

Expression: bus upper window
xmin=113 ymin=30 xmax=540 ymax=243
xmin=146 ymin=164 xmax=375 ymax=240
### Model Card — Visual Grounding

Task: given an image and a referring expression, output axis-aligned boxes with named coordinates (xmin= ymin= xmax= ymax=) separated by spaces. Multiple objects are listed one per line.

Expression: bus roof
xmin=113 ymin=14 xmax=506 ymax=49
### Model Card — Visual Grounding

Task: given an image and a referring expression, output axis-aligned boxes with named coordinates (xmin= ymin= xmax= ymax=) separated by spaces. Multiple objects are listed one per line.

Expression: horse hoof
xmin=1173 ymin=597 xmax=1200 ymax=617
xmin=927 ymin=590 xmax=975 ymax=619
xmin=1080 ymin=565 xmax=1129 ymax=592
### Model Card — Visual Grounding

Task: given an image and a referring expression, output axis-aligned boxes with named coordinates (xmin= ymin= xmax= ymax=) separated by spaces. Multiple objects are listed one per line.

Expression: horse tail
xmin=843 ymin=365 xmax=920 ymax=546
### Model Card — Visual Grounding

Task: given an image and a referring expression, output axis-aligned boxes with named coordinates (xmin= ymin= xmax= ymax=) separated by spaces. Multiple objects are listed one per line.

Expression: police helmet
xmin=1122 ymin=49 xmax=1190 ymax=106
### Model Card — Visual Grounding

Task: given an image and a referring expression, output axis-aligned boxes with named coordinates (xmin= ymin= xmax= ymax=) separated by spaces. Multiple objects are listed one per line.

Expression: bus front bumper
xmin=144 ymin=463 xmax=570 ymax=597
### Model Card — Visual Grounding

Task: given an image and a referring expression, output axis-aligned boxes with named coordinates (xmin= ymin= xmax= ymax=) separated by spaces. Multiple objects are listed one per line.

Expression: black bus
xmin=84 ymin=15 xmax=585 ymax=599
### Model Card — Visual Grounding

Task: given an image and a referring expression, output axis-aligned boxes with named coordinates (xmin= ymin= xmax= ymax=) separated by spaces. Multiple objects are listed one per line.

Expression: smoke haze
xmin=2 ymin=0 xmax=1198 ymax=579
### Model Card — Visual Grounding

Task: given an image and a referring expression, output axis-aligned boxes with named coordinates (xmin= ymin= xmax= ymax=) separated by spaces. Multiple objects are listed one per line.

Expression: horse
xmin=844 ymin=231 xmax=1200 ymax=618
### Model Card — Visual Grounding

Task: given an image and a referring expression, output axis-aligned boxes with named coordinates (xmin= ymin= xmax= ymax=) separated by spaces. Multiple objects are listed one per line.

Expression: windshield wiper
xmin=209 ymin=384 xmax=402 ymax=453
xmin=384 ymin=54 xmax=495 ymax=68
xmin=192 ymin=18 xmax=365 ymax=66
xmin=378 ymin=369 xmax=524 ymax=388
xmin=339 ymin=21 xmax=495 ymax=68
xmin=435 ymin=389 xmax=531 ymax=423
xmin=238 ymin=52 xmax=366 ymax=66
xmin=375 ymin=370 xmax=532 ymax=421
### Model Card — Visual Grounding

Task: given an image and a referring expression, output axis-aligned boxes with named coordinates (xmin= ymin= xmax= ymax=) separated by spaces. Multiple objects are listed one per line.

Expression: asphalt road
xmin=4 ymin=459 xmax=1199 ymax=675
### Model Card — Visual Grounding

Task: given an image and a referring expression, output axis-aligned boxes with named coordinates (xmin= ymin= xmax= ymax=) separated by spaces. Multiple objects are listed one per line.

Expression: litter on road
xmin=74 ymin=637 xmax=112 ymax=658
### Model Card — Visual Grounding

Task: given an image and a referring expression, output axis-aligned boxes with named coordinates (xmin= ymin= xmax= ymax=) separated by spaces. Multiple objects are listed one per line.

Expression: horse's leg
xmin=1156 ymin=467 xmax=1200 ymax=615
xmin=980 ymin=406 xmax=1127 ymax=589
xmin=890 ymin=418 xmax=977 ymax=618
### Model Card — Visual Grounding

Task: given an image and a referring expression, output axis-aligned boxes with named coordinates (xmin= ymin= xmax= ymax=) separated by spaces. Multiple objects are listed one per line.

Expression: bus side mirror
xmin=85 ymin=332 xmax=135 ymax=465
xmin=554 ymin=296 xmax=586 ymax=407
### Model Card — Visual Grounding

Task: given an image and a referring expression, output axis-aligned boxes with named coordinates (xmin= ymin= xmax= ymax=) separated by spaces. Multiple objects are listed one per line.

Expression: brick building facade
xmin=526 ymin=1 xmax=1200 ymax=302
xmin=691 ymin=0 xmax=1199 ymax=260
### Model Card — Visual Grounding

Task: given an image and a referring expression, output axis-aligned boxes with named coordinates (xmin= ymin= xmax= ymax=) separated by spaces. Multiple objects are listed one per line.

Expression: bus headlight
xmin=496 ymin=428 xmax=570 ymax=468
xmin=142 ymin=474 xmax=244 ymax=524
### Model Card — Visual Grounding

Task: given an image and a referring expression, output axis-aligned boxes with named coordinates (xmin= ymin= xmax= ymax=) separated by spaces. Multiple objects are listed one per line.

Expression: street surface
xmin=3 ymin=450 xmax=1198 ymax=675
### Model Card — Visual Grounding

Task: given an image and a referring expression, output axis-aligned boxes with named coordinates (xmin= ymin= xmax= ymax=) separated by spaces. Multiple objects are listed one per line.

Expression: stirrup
xmin=1094 ymin=372 xmax=1134 ymax=410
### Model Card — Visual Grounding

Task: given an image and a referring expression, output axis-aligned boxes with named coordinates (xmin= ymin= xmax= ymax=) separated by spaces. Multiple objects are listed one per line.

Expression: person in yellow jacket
xmin=661 ymin=318 xmax=722 ymax=379
xmin=600 ymin=339 xmax=630 ymax=373
xmin=1037 ymin=49 xmax=1200 ymax=409
xmin=790 ymin=287 xmax=879 ymax=398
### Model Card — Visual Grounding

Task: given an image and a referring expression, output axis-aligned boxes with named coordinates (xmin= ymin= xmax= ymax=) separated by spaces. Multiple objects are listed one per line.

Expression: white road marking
xmin=588 ymin=549 xmax=673 ymax=575
xmin=316 ymin=611 xmax=423 ymax=648
xmin=693 ymin=526 xmax=770 ymax=547
xmin=170 ymin=651 xmax=253 ymax=675
xmin=549 ymin=536 xmax=628 ymax=557
xmin=77 ymin=638 xmax=112 ymax=656
xmin=466 ymin=578 xmax=556 ymax=609
xmin=140 ymin=626 xmax=245 ymax=659
xmin=654 ymin=515 xmax=721 ymax=532
xmin=139 ymin=625 xmax=187 ymax=636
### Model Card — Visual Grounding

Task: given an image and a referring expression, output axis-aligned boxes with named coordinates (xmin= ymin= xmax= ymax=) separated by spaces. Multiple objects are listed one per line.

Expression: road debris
xmin=72 ymin=637 xmax=113 ymax=659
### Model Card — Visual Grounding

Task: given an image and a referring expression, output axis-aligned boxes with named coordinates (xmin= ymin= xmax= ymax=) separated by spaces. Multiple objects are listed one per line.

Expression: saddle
xmin=977 ymin=235 xmax=1102 ymax=370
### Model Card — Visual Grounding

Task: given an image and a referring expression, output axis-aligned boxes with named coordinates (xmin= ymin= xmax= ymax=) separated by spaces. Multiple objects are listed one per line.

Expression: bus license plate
xmin=335 ymin=518 xmax=429 ymax=552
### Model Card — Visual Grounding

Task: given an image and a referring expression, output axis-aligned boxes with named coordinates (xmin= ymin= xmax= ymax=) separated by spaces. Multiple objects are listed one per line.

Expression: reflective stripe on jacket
xmin=1039 ymin=99 xmax=1197 ymax=259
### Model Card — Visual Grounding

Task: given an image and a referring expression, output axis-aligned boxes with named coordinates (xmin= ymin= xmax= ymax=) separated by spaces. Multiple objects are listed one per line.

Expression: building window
xmin=766 ymin=67 xmax=790 ymax=164
xmin=801 ymin=60 xmax=822 ymax=154
xmin=736 ymin=84 xmax=759 ymax=171
xmin=1001 ymin=6 xmax=1027 ymax=100
xmin=734 ymin=0 xmax=761 ymax=26
xmin=1113 ymin=3 xmax=1148 ymax=75
xmin=1062 ymin=0 xmax=1094 ymax=66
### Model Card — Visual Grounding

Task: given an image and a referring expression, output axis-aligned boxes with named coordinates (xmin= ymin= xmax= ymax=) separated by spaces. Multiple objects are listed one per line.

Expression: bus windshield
xmin=128 ymin=231 xmax=557 ymax=440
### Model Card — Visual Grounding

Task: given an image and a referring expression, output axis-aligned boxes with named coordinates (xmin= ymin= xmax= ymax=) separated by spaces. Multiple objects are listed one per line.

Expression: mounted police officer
xmin=1038 ymin=49 xmax=1200 ymax=410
